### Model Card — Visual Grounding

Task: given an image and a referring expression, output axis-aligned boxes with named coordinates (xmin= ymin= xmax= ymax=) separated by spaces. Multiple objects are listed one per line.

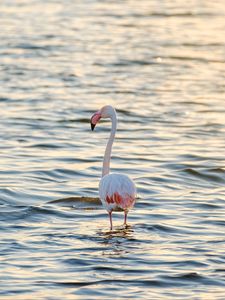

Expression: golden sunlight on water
xmin=0 ymin=0 xmax=225 ymax=299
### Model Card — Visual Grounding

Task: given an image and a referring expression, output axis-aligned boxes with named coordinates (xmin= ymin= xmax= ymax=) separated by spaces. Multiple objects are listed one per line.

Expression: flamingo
xmin=90 ymin=105 xmax=136 ymax=230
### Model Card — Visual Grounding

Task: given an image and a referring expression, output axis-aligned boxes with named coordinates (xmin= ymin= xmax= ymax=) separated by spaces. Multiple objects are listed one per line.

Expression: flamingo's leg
xmin=108 ymin=211 xmax=113 ymax=230
xmin=123 ymin=210 xmax=128 ymax=226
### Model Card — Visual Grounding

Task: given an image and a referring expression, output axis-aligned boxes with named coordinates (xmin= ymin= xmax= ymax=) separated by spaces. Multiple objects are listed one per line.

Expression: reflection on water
xmin=97 ymin=226 xmax=135 ymax=257
xmin=0 ymin=0 xmax=225 ymax=299
xmin=98 ymin=226 xmax=134 ymax=241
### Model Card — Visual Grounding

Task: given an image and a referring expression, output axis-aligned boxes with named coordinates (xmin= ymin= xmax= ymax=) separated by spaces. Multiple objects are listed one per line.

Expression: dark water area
xmin=1 ymin=0 xmax=225 ymax=299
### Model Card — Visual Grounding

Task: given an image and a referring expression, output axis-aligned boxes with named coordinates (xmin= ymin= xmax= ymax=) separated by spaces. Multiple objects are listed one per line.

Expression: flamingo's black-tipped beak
xmin=91 ymin=123 xmax=96 ymax=131
xmin=90 ymin=112 xmax=101 ymax=131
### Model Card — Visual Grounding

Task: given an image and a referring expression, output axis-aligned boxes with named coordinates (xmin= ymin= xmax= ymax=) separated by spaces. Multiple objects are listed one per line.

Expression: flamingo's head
xmin=90 ymin=105 xmax=115 ymax=131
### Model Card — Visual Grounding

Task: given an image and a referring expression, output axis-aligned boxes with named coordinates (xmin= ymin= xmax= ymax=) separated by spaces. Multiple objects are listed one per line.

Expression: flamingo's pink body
xmin=91 ymin=105 xmax=136 ymax=230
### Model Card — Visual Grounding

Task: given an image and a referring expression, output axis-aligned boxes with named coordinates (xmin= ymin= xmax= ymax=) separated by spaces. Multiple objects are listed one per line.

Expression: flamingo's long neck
xmin=102 ymin=110 xmax=117 ymax=177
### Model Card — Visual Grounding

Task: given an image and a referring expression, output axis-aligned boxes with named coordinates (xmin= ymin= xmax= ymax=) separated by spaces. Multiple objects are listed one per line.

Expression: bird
xmin=90 ymin=105 xmax=136 ymax=230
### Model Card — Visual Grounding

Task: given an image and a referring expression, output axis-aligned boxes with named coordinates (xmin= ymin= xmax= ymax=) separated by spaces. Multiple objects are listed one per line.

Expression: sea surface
xmin=0 ymin=0 xmax=225 ymax=299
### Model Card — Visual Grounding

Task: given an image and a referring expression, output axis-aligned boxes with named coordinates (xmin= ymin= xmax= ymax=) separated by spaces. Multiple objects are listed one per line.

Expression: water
xmin=0 ymin=0 xmax=225 ymax=299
